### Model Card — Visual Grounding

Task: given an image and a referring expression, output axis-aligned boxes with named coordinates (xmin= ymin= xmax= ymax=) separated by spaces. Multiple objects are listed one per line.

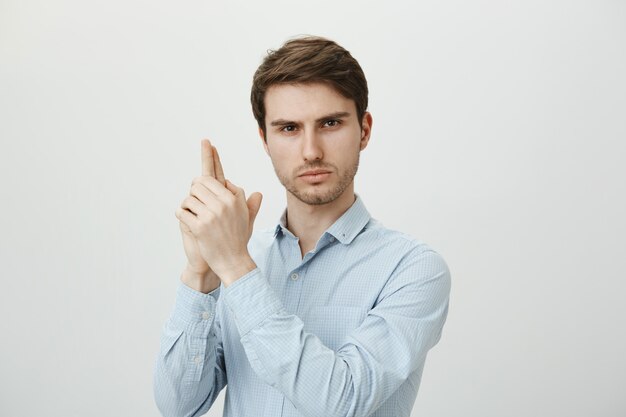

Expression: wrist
xmin=181 ymin=264 xmax=221 ymax=294
xmin=215 ymin=255 xmax=257 ymax=287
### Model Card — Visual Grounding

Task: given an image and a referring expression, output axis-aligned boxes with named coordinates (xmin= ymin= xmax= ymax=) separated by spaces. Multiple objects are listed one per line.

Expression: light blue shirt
xmin=154 ymin=195 xmax=451 ymax=417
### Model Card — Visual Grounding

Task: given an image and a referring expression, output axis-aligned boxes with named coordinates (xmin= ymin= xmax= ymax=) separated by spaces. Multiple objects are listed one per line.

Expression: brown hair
xmin=251 ymin=36 xmax=369 ymax=138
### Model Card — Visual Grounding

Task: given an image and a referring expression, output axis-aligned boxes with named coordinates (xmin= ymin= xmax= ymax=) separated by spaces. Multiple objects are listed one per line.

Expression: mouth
xmin=299 ymin=169 xmax=332 ymax=177
xmin=299 ymin=170 xmax=332 ymax=183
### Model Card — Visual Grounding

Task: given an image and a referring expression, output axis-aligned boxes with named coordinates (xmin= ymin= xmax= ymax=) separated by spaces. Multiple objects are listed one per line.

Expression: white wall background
xmin=1 ymin=1 xmax=624 ymax=416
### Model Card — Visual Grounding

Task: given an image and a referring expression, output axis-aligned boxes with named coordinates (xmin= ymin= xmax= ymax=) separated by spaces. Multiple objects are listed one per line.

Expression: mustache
xmin=295 ymin=162 xmax=335 ymax=175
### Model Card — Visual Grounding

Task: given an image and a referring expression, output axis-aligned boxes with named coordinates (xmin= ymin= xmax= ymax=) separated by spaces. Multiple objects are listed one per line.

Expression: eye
xmin=323 ymin=119 xmax=341 ymax=128
xmin=281 ymin=125 xmax=297 ymax=132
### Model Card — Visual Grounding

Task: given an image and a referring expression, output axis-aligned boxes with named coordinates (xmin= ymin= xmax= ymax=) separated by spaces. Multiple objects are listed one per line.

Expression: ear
xmin=359 ymin=112 xmax=373 ymax=151
xmin=259 ymin=126 xmax=270 ymax=156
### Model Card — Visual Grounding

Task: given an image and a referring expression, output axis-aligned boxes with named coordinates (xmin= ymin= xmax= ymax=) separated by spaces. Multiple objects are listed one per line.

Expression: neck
xmin=285 ymin=186 xmax=356 ymax=255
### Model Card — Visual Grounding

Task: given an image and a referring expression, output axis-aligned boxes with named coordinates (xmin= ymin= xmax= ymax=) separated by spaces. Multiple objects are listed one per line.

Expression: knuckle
xmin=199 ymin=212 xmax=214 ymax=228
xmin=225 ymin=190 xmax=237 ymax=202
xmin=190 ymin=184 xmax=202 ymax=195
xmin=221 ymin=196 xmax=233 ymax=209
xmin=192 ymin=176 xmax=208 ymax=188
xmin=214 ymin=202 xmax=226 ymax=216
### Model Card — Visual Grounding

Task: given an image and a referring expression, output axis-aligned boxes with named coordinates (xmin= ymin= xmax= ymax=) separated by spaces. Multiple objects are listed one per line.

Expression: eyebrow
xmin=269 ymin=111 xmax=351 ymax=127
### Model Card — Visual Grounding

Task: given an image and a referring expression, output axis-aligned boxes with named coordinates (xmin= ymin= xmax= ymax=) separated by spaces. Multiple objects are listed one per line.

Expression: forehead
xmin=264 ymin=82 xmax=356 ymax=121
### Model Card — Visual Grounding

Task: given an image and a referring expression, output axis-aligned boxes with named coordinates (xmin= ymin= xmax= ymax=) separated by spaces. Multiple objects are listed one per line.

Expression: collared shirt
xmin=154 ymin=195 xmax=451 ymax=417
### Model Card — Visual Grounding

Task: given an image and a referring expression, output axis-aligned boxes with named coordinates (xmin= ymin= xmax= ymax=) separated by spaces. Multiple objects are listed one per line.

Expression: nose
xmin=301 ymin=129 xmax=323 ymax=161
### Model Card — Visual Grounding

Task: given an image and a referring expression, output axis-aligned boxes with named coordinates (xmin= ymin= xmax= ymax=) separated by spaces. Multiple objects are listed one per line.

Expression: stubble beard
xmin=275 ymin=153 xmax=360 ymax=206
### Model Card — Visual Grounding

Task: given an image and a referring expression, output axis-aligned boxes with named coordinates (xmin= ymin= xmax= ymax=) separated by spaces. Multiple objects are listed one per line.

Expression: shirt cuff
xmin=222 ymin=268 xmax=284 ymax=337
xmin=170 ymin=281 xmax=220 ymax=336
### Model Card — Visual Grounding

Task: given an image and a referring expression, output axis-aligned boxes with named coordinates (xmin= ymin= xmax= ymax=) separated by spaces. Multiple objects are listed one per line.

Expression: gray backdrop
xmin=1 ymin=0 xmax=624 ymax=416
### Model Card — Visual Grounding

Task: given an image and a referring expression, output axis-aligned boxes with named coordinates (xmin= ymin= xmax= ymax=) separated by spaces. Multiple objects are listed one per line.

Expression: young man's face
xmin=260 ymin=82 xmax=372 ymax=206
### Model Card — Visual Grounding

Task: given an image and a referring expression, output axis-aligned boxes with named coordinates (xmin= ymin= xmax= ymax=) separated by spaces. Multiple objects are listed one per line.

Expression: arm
xmin=153 ymin=272 xmax=227 ymax=417
xmin=153 ymin=140 xmax=234 ymax=416
xmin=222 ymin=248 xmax=451 ymax=417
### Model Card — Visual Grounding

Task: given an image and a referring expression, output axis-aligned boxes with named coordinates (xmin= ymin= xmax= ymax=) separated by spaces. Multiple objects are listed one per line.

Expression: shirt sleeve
xmin=221 ymin=248 xmax=451 ymax=417
xmin=153 ymin=282 xmax=227 ymax=417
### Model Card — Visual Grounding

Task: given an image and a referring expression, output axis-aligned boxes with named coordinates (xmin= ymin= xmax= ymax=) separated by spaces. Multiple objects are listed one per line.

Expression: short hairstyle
xmin=251 ymin=36 xmax=369 ymax=138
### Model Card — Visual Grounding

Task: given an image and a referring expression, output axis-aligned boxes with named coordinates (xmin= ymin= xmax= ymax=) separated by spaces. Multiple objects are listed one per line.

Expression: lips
xmin=299 ymin=170 xmax=332 ymax=184
xmin=299 ymin=169 xmax=331 ymax=176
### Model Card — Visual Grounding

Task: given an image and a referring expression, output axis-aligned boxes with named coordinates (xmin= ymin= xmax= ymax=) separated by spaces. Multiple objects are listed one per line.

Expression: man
xmin=154 ymin=36 xmax=451 ymax=417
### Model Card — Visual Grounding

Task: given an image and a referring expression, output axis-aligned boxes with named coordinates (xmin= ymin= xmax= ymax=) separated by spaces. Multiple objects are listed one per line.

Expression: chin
xmin=291 ymin=184 xmax=347 ymax=206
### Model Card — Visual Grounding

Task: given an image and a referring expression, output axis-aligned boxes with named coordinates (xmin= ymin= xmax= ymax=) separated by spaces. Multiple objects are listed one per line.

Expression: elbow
xmin=326 ymin=370 xmax=379 ymax=417
xmin=153 ymin=366 xmax=190 ymax=417
xmin=153 ymin=375 xmax=178 ymax=417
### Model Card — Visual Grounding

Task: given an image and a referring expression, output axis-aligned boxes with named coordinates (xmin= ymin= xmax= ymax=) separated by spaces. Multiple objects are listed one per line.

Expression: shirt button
xmin=330 ymin=237 xmax=335 ymax=242
xmin=201 ymin=311 xmax=211 ymax=320
xmin=194 ymin=355 xmax=202 ymax=364
xmin=290 ymin=273 xmax=299 ymax=281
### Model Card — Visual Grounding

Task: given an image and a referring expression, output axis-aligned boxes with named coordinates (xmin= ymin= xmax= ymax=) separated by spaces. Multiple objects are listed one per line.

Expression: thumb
xmin=246 ymin=192 xmax=263 ymax=227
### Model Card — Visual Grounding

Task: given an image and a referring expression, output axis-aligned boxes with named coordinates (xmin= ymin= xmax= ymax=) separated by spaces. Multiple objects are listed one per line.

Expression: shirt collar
xmin=274 ymin=210 xmax=290 ymax=238
xmin=273 ymin=194 xmax=371 ymax=245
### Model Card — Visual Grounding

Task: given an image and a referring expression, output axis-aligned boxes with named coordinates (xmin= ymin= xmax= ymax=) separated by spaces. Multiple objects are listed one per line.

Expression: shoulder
xmin=362 ymin=218 xmax=451 ymax=285
xmin=363 ymin=218 xmax=445 ymax=258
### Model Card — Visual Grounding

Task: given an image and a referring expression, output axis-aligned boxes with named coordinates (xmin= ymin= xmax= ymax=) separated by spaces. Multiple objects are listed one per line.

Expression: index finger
xmin=201 ymin=139 xmax=215 ymax=177
xmin=212 ymin=146 xmax=225 ymax=185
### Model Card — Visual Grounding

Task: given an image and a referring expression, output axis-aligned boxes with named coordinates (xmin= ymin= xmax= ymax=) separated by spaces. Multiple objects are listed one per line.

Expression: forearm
xmin=181 ymin=264 xmax=221 ymax=294
xmin=240 ymin=314 xmax=368 ymax=417
xmin=154 ymin=283 xmax=226 ymax=417
xmin=221 ymin=270 xmax=385 ymax=417
xmin=222 ymin=253 xmax=451 ymax=417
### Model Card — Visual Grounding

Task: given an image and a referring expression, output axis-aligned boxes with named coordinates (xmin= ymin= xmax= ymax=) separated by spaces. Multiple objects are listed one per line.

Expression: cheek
xmin=328 ymin=131 xmax=362 ymax=154
xmin=267 ymin=143 xmax=284 ymax=158
xmin=266 ymin=144 xmax=292 ymax=169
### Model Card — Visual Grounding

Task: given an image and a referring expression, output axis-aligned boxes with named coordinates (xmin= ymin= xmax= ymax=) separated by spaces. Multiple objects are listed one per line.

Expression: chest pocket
xmin=303 ymin=306 xmax=368 ymax=351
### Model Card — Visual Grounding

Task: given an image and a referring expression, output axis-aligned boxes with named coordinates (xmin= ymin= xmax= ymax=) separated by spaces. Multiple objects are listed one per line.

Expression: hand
xmin=176 ymin=140 xmax=224 ymax=292
xmin=176 ymin=139 xmax=263 ymax=285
